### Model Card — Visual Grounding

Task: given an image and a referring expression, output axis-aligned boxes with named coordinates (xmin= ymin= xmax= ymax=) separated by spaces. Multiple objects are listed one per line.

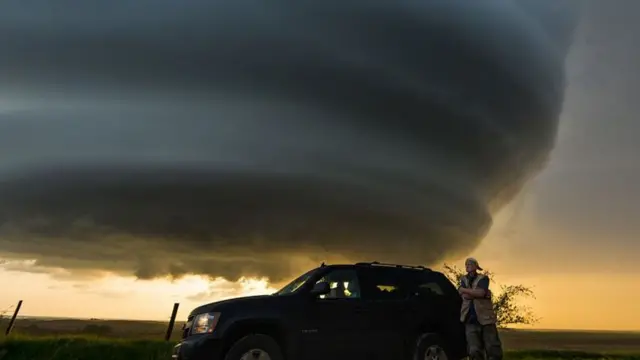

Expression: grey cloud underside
xmin=0 ymin=0 xmax=579 ymax=282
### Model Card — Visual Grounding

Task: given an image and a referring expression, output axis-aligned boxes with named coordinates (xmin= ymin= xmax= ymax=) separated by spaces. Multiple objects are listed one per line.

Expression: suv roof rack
xmin=355 ymin=261 xmax=431 ymax=271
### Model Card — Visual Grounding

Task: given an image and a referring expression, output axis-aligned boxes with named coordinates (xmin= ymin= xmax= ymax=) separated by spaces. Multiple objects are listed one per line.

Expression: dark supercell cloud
xmin=0 ymin=0 xmax=580 ymax=283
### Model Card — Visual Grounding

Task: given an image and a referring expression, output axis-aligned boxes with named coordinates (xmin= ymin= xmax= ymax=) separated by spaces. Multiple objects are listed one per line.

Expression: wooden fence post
xmin=165 ymin=303 xmax=180 ymax=341
xmin=5 ymin=300 xmax=23 ymax=336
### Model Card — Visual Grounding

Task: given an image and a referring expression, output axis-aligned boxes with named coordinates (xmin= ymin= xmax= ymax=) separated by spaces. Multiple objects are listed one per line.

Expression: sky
xmin=0 ymin=0 xmax=639 ymax=331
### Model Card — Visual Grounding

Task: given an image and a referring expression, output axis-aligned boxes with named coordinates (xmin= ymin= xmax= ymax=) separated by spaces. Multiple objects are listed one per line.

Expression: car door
xmin=413 ymin=271 xmax=468 ymax=360
xmin=299 ymin=268 xmax=368 ymax=360
xmin=356 ymin=267 xmax=414 ymax=360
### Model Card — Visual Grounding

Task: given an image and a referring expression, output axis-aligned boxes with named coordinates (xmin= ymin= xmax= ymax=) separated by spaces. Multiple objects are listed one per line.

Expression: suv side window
xmin=413 ymin=272 xmax=459 ymax=299
xmin=315 ymin=269 xmax=361 ymax=299
xmin=416 ymin=278 xmax=445 ymax=296
xmin=358 ymin=267 xmax=411 ymax=301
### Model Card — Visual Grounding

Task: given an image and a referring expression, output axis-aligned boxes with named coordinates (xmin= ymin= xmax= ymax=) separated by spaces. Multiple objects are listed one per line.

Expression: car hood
xmin=188 ymin=294 xmax=280 ymax=316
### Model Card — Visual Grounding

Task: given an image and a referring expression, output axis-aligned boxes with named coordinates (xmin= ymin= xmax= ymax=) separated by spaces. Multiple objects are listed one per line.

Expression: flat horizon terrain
xmin=1 ymin=318 xmax=639 ymax=360
xmin=1 ymin=317 xmax=639 ymax=353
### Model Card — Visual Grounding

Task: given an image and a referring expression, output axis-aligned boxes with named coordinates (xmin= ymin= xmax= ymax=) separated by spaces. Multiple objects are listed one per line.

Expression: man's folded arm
xmin=459 ymin=277 xmax=490 ymax=298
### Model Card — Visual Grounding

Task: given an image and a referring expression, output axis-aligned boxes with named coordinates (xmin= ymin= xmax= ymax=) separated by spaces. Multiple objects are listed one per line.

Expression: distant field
xmin=0 ymin=317 xmax=639 ymax=360
xmin=2 ymin=317 xmax=186 ymax=341
xmin=500 ymin=329 xmax=640 ymax=354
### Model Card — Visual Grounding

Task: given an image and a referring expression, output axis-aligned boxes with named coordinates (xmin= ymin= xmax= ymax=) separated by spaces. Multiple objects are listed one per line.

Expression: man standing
xmin=458 ymin=257 xmax=503 ymax=360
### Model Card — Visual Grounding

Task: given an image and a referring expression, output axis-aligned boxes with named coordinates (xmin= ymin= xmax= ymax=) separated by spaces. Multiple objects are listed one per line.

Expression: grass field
xmin=0 ymin=337 xmax=174 ymax=360
xmin=0 ymin=318 xmax=639 ymax=360
xmin=1 ymin=337 xmax=640 ymax=360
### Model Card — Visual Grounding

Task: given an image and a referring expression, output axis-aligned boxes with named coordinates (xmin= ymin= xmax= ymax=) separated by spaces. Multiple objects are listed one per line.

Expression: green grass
xmin=500 ymin=330 xmax=640 ymax=354
xmin=0 ymin=336 xmax=174 ymax=360
xmin=0 ymin=336 xmax=639 ymax=360
xmin=507 ymin=350 xmax=640 ymax=360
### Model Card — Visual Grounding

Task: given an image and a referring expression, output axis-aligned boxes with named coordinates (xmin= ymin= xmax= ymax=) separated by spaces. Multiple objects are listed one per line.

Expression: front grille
xmin=182 ymin=315 xmax=194 ymax=339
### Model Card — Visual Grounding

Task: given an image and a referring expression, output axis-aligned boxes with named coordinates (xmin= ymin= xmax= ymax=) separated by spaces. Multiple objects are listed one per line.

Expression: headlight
xmin=191 ymin=312 xmax=221 ymax=335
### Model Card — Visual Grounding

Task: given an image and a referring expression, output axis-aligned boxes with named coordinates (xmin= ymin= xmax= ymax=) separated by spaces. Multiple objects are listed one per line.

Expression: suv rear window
xmin=358 ymin=267 xmax=412 ymax=301
xmin=411 ymin=271 xmax=459 ymax=299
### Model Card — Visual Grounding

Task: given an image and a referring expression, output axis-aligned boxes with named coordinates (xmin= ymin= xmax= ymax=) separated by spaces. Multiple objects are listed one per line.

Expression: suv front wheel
xmin=224 ymin=334 xmax=284 ymax=360
xmin=413 ymin=333 xmax=449 ymax=360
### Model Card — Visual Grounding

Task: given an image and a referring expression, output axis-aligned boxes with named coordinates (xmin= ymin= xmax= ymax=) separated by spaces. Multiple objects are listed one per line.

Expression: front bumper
xmin=172 ymin=335 xmax=224 ymax=360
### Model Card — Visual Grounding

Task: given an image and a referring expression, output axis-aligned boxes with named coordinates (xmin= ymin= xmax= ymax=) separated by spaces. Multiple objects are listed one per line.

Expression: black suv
xmin=173 ymin=262 xmax=467 ymax=360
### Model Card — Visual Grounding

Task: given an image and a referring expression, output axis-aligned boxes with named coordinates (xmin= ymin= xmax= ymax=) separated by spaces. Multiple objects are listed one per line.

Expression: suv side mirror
xmin=310 ymin=282 xmax=331 ymax=296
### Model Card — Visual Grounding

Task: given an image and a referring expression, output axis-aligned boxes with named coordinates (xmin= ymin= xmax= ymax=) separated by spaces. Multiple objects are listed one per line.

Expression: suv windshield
xmin=274 ymin=268 xmax=317 ymax=296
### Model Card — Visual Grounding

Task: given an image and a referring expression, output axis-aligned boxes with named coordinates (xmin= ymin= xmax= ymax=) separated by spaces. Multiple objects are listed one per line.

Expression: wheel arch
xmin=221 ymin=318 xmax=286 ymax=358
xmin=413 ymin=332 xmax=447 ymax=360
xmin=416 ymin=315 xmax=467 ymax=360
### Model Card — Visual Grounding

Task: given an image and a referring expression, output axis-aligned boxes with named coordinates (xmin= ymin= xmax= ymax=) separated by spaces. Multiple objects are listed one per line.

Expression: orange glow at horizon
xmin=0 ymin=264 xmax=638 ymax=332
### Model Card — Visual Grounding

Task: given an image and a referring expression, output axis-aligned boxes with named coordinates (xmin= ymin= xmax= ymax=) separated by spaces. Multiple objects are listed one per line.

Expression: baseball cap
xmin=465 ymin=257 xmax=483 ymax=271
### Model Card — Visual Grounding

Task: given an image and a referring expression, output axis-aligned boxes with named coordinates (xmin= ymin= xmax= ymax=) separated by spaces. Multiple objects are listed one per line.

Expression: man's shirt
xmin=460 ymin=274 xmax=490 ymax=324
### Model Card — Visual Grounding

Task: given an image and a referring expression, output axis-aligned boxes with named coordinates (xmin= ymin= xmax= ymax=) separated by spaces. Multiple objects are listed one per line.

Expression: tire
xmin=413 ymin=333 xmax=450 ymax=360
xmin=224 ymin=334 xmax=284 ymax=360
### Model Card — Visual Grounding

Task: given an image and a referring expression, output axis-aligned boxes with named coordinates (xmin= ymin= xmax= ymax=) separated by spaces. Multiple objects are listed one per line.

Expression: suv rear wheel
xmin=224 ymin=334 xmax=284 ymax=360
xmin=414 ymin=333 xmax=449 ymax=360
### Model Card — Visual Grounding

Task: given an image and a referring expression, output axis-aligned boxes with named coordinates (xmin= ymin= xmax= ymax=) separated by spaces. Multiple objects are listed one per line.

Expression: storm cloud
xmin=0 ymin=0 xmax=579 ymax=282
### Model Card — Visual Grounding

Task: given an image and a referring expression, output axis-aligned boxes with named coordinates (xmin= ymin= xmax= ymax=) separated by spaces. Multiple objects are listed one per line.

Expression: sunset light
xmin=0 ymin=1 xmax=639 ymax=359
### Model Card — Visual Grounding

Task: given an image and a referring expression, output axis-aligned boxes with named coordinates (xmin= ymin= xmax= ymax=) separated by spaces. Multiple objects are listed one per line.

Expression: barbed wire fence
xmin=0 ymin=305 xmax=13 ymax=322
xmin=0 ymin=304 xmax=15 ymax=338
xmin=0 ymin=300 xmax=180 ymax=340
